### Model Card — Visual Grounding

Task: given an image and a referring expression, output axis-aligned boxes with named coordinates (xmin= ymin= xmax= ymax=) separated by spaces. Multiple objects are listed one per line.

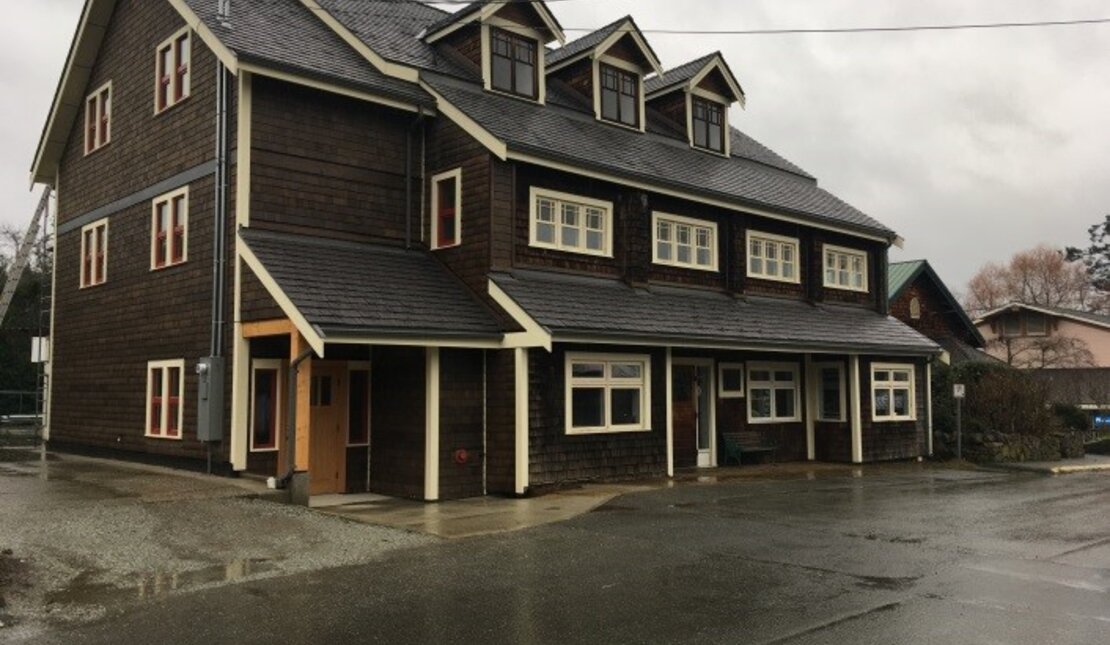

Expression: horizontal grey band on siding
xmin=58 ymin=160 xmax=218 ymax=235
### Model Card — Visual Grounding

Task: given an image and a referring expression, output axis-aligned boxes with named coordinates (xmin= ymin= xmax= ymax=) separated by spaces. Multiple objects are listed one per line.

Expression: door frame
xmin=308 ymin=361 xmax=348 ymax=495
xmin=672 ymin=358 xmax=717 ymax=468
xmin=346 ymin=361 xmax=372 ymax=493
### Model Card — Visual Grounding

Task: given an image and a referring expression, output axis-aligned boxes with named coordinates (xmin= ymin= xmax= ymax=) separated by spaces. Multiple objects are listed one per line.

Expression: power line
xmin=563 ymin=17 xmax=1110 ymax=35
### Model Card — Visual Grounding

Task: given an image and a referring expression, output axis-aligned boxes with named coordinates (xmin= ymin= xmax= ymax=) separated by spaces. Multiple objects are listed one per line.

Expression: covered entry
xmin=671 ymin=359 xmax=716 ymax=468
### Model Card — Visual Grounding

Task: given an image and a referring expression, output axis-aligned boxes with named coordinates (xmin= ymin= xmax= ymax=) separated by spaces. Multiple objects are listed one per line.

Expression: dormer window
xmin=692 ymin=97 xmax=724 ymax=153
xmin=490 ymin=28 xmax=538 ymax=99
xmin=600 ymin=64 xmax=639 ymax=128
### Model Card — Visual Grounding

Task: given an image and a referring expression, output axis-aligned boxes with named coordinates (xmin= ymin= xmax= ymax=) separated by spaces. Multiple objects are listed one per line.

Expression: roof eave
xmin=552 ymin=329 xmax=940 ymax=357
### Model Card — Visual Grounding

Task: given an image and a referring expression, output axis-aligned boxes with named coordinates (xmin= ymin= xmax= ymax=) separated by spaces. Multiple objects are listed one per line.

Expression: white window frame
xmin=717 ymin=362 xmax=745 ymax=399
xmin=154 ymin=27 xmax=192 ymax=114
xmin=249 ymin=359 xmax=283 ymax=453
xmin=347 ymin=361 xmax=371 ymax=448
xmin=746 ymin=231 xmax=800 ymax=284
xmin=909 ymin=297 xmax=922 ymax=320
xmin=747 ymin=362 xmax=801 ymax=424
xmin=823 ymin=244 xmax=869 ymax=292
xmin=529 ymin=187 xmax=614 ymax=258
xmin=652 ymin=212 xmax=719 ymax=272
xmin=871 ymin=363 xmax=917 ymax=422
xmin=150 ymin=186 xmax=190 ymax=270
xmin=815 ymin=362 xmax=846 ymax=422
xmin=146 ymin=359 xmax=186 ymax=440
xmin=565 ymin=352 xmax=651 ymax=435
xmin=79 ymin=218 xmax=109 ymax=288
xmin=594 ymin=56 xmax=644 ymax=132
xmin=84 ymin=81 xmax=112 ymax=155
xmin=430 ymin=168 xmax=462 ymax=250
xmin=687 ymin=88 xmax=730 ymax=157
xmin=1024 ymin=313 xmax=1048 ymax=336
xmin=480 ymin=19 xmax=547 ymax=104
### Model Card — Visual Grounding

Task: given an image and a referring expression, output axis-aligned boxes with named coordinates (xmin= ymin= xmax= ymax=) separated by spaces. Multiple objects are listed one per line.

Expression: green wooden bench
xmin=721 ymin=431 xmax=778 ymax=465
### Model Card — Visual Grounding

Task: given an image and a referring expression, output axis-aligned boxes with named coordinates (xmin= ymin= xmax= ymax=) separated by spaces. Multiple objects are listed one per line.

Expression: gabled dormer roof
xmin=546 ymin=16 xmax=663 ymax=76
xmin=645 ymin=52 xmax=745 ymax=106
xmin=888 ymin=260 xmax=985 ymax=347
xmin=422 ymin=0 xmax=565 ymax=45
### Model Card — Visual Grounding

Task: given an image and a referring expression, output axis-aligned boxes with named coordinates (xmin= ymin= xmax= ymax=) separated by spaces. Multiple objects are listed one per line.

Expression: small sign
xmin=953 ymin=383 xmax=966 ymax=400
xmin=1095 ymin=415 xmax=1110 ymax=428
xmin=31 ymin=337 xmax=49 ymax=364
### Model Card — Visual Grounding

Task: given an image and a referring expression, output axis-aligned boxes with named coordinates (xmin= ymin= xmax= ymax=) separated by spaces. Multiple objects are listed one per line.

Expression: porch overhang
xmin=238 ymin=228 xmax=504 ymax=353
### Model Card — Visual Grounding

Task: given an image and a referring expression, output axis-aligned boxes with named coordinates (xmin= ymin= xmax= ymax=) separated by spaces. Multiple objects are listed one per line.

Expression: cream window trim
xmin=652 ymin=212 xmax=719 ymax=272
xmin=687 ymin=88 xmax=731 ymax=158
xmin=154 ymin=27 xmax=192 ymax=115
xmin=150 ymin=186 xmax=190 ymax=270
xmin=146 ymin=359 xmax=186 ymax=441
xmin=871 ymin=363 xmax=917 ymax=422
xmin=529 ymin=187 xmax=614 ymax=258
xmin=592 ymin=55 xmax=645 ymax=132
xmin=79 ymin=218 xmax=109 ymax=289
xmin=823 ymin=244 xmax=869 ymax=293
xmin=718 ymin=362 xmax=745 ymax=399
xmin=249 ymin=359 xmax=283 ymax=453
xmin=481 ymin=21 xmax=546 ymax=105
xmin=565 ymin=352 xmax=652 ymax=435
xmin=815 ymin=362 xmax=847 ymax=422
xmin=746 ymin=230 xmax=801 ymax=284
xmin=84 ymin=81 xmax=112 ymax=156
xmin=747 ymin=362 xmax=801 ymax=424
xmin=430 ymin=168 xmax=463 ymax=250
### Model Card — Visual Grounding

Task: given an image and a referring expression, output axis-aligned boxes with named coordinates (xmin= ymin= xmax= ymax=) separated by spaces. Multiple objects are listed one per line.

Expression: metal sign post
xmin=953 ymin=384 xmax=966 ymax=460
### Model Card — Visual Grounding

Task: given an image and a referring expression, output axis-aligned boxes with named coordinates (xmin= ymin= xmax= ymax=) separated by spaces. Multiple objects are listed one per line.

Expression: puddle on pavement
xmin=44 ymin=558 xmax=278 ymax=609
xmin=853 ymin=574 xmax=921 ymax=591
xmin=591 ymin=504 xmax=635 ymax=512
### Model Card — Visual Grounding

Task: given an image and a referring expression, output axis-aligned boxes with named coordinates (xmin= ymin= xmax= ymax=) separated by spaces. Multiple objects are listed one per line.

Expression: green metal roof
xmin=888 ymin=260 xmax=926 ymax=301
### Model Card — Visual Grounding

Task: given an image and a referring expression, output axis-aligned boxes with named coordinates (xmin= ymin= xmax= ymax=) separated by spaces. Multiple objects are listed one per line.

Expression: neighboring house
xmin=975 ymin=303 xmax=1110 ymax=368
xmin=887 ymin=260 xmax=991 ymax=365
xmin=31 ymin=0 xmax=938 ymax=502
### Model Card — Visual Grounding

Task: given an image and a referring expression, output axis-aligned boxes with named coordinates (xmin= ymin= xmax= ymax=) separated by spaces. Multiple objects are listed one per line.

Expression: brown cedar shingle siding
xmin=859 ymin=359 xmax=928 ymax=461
xmin=438 ymin=349 xmax=485 ymax=499
xmin=484 ymin=349 xmax=517 ymax=494
xmin=370 ymin=347 xmax=426 ymax=500
xmin=891 ymin=274 xmax=978 ymax=345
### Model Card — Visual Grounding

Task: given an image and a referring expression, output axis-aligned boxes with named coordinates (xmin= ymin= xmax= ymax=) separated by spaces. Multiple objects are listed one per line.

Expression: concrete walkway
xmin=991 ymin=454 xmax=1110 ymax=475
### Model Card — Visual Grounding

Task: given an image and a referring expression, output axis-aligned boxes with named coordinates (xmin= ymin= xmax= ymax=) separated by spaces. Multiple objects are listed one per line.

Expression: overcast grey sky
xmin=3 ymin=0 xmax=1108 ymax=295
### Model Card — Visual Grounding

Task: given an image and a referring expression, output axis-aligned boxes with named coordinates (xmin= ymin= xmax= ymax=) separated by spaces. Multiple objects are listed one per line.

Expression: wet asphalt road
xmin=22 ymin=465 xmax=1110 ymax=645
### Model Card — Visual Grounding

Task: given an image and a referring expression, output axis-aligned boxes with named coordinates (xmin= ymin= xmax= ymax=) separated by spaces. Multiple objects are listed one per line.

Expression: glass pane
xmin=676 ymin=226 xmax=690 ymax=245
xmin=750 ymin=239 xmax=762 ymax=257
xmin=537 ymin=199 xmax=555 ymax=222
xmin=874 ymin=370 xmax=890 ymax=382
xmin=766 ymin=243 xmax=778 ymax=260
xmin=783 ymin=262 xmax=794 ymax=279
xmin=492 ymin=57 xmax=512 ymax=92
xmin=656 ymin=221 xmax=671 ymax=241
xmin=536 ymin=222 xmax=555 ymax=244
xmin=696 ymin=248 xmax=711 ymax=266
xmin=610 ymin=389 xmax=642 ymax=425
xmin=572 ymin=363 xmax=604 ymax=378
xmin=610 ymin=363 xmax=642 ymax=379
xmin=875 ymin=389 xmax=891 ymax=416
xmin=657 ymin=241 xmax=672 ymax=261
xmin=562 ymin=226 xmax=579 ymax=248
xmin=893 ymin=389 xmax=910 ymax=416
xmin=677 ymin=245 xmax=692 ymax=264
xmin=774 ymin=389 xmax=795 ymax=419
xmin=750 ymin=370 xmax=771 ymax=382
xmin=766 ymin=259 xmax=779 ymax=276
xmin=253 ymin=369 xmax=276 ymax=448
xmin=774 ymin=371 xmax=794 ymax=383
xmin=893 ymin=370 xmax=911 ymax=382
xmin=750 ymin=257 xmax=763 ymax=274
xmin=514 ymin=60 xmax=534 ymax=96
xmin=709 ymin=123 xmax=722 ymax=151
xmin=696 ymin=228 xmax=710 ymax=248
xmin=782 ymin=245 xmax=794 ymax=263
xmin=620 ymin=94 xmax=637 ymax=126
xmin=561 ymin=204 xmax=579 ymax=225
xmin=826 ymin=269 xmax=836 ymax=284
xmin=586 ymin=230 xmax=603 ymax=251
xmin=601 ymin=88 xmax=618 ymax=121
xmin=750 ymin=388 xmax=772 ymax=418
xmin=721 ymin=368 xmax=743 ymax=393
xmin=572 ymin=387 xmax=605 ymax=428
xmin=820 ymin=368 xmax=841 ymax=419
xmin=586 ymin=209 xmax=604 ymax=230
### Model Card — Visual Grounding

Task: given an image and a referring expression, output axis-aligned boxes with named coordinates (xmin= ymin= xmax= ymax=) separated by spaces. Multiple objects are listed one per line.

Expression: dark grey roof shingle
xmin=493 ymin=270 xmax=938 ymax=354
xmin=182 ymin=0 xmax=430 ymax=105
xmin=644 ymin=52 xmax=718 ymax=95
xmin=425 ymin=73 xmax=892 ymax=238
xmin=240 ymin=228 xmax=502 ymax=339
xmin=546 ymin=16 xmax=629 ymax=67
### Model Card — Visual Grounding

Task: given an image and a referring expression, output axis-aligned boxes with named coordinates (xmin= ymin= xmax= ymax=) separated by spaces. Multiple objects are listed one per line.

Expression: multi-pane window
xmin=824 ymin=245 xmax=868 ymax=292
xmin=431 ymin=169 xmax=462 ymax=249
xmin=151 ymin=187 xmax=188 ymax=269
xmin=80 ymin=218 xmax=109 ymax=288
xmin=348 ymin=368 xmax=370 ymax=446
xmin=718 ymin=363 xmax=744 ymax=399
xmin=748 ymin=363 xmax=800 ymax=423
xmin=1024 ymin=313 xmax=1047 ymax=335
xmin=747 ymin=232 xmax=799 ymax=283
xmin=85 ymin=82 xmax=112 ymax=155
xmin=817 ymin=364 xmax=845 ymax=422
xmin=530 ymin=188 xmax=612 ymax=257
xmin=599 ymin=64 xmax=639 ymax=128
xmin=692 ymin=97 xmax=724 ymax=153
xmin=653 ymin=213 xmax=717 ymax=271
xmin=566 ymin=354 xmax=650 ymax=434
xmin=155 ymin=28 xmax=191 ymax=113
xmin=147 ymin=360 xmax=185 ymax=440
xmin=250 ymin=360 xmax=281 ymax=452
xmin=872 ymin=364 xmax=916 ymax=422
xmin=490 ymin=27 xmax=537 ymax=99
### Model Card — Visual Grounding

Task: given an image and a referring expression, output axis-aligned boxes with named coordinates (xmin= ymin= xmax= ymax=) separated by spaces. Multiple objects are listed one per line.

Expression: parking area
xmin=3 ymin=446 xmax=1110 ymax=644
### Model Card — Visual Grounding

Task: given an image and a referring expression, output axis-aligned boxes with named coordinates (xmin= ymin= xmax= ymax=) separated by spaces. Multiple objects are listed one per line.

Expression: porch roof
xmin=491 ymin=270 xmax=940 ymax=356
xmin=239 ymin=228 xmax=503 ymax=345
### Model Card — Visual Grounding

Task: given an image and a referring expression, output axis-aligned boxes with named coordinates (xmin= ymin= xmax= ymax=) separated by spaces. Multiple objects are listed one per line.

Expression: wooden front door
xmin=309 ymin=363 xmax=347 ymax=495
xmin=672 ymin=365 xmax=699 ymax=468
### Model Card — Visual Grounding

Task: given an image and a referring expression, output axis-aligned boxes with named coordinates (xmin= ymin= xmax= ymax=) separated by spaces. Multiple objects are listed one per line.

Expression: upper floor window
xmin=600 ymin=64 xmax=639 ymax=128
xmin=747 ymin=231 xmax=799 ymax=283
xmin=80 ymin=218 xmax=109 ymax=288
xmin=490 ymin=28 xmax=537 ymax=99
xmin=156 ymin=28 xmax=191 ymax=114
xmin=748 ymin=363 xmax=800 ymax=423
xmin=147 ymin=359 xmax=185 ymax=440
xmin=871 ymin=364 xmax=915 ymax=422
xmin=151 ymin=187 xmax=188 ymax=270
xmin=1001 ymin=312 xmax=1048 ymax=337
xmin=431 ymin=169 xmax=462 ymax=250
xmin=565 ymin=353 xmax=651 ymax=435
xmin=653 ymin=213 xmax=717 ymax=271
xmin=824 ymin=245 xmax=868 ymax=292
xmin=692 ymin=97 xmax=724 ymax=154
xmin=85 ymin=82 xmax=112 ymax=155
xmin=529 ymin=187 xmax=613 ymax=257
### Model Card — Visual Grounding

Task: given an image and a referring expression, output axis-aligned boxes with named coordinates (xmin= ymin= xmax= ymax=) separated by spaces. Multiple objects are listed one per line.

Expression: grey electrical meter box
xmin=196 ymin=356 xmax=226 ymax=442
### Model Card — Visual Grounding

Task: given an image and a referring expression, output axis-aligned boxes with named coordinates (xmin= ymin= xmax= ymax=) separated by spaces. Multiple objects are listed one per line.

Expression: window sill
xmin=595 ymin=117 xmax=643 ymax=133
xmin=747 ymin=417 xmax=801 ymax=425
xmin=484 ymin=86 xmax=542 ymax=105
xmin=145 ymin=433 xmax=183 ymax=441
xmin=151 ymin=261 xmax=188 ymax=272
xmin=653 ymin=259 xmax=719 ymax=273
xmin=529 ymin=241 xmax=614 ymax=259
xmin=347 ymin=442 xmax=369 ymax=448
xmin=872 ymin=416 xmax=916 ymax=423
xmin=566 ymin=426 xmax=650 ymax=436
xmin=83 ymin=141 xmax=112 ymax=158
xmin=79 ymin=282 xmax=107 ymax=290
xmin=431 ymin=243 xmax=462 ymax=252
xmin=249 ymin=446 xmax=278 ymax=453
xmin=154 ymin=94 xmax=192 ymax=117
xmin=719 ymin=392 xmax=745 ymax=399
xmin=690 ymin=144 xmax=729 ymax=158
xmin=747 ymin=273 xmax=801 ymax=286
xmin=824 ymin=283 xmax=869 ymax=294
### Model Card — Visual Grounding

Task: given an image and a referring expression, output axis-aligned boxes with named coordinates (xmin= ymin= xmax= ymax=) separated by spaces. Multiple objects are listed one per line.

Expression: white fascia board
xmin=237 ymin=62 xmax=429 ymax=115
xmin=489 ymin=280 xmax=553 ymax=351
xmin=298 ymin=0 xmax=420 ymax=82
xmin=237 ymin=243 xmax=325 ymax=356
xmin=421 ymin=81 xmax=508 ymax=160
xmin=166 ymin=0 xmax=239 ymax=72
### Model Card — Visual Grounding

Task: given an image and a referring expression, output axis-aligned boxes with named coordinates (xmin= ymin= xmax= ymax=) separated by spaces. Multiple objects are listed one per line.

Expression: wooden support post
xmin=425 ymin=348 xmax=440 ymax=502
xmin=665 ymin=348 xmax=674 ymax=477
xmin=804 ymin=354 xmax=816 ymax=461
xmin=849 ymin=354 xmax=863 ymax=464
xmin=514 ymin=348 xmax=529 ymax=495
xmin=292 ymin=331 xmax=313 ymax=472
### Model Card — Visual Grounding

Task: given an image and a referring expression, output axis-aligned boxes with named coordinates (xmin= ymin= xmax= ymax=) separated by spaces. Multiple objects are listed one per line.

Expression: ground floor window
xmin=565 ymin=353 xmax=651 ymax=434
xmin=871 ymin=363 xmax=916 ymax=421
xmin=816 ymin=363 xmax=845 ymax=422
xmin=147 ymin=359 xmax=184 ymax=439
xmin=250 ymin=359 xmax=282 ymax=452
xmin=348 ymin=367 xmax=370 ymax=446
xmin=748 ymin=363 xmax=800 ymax=423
